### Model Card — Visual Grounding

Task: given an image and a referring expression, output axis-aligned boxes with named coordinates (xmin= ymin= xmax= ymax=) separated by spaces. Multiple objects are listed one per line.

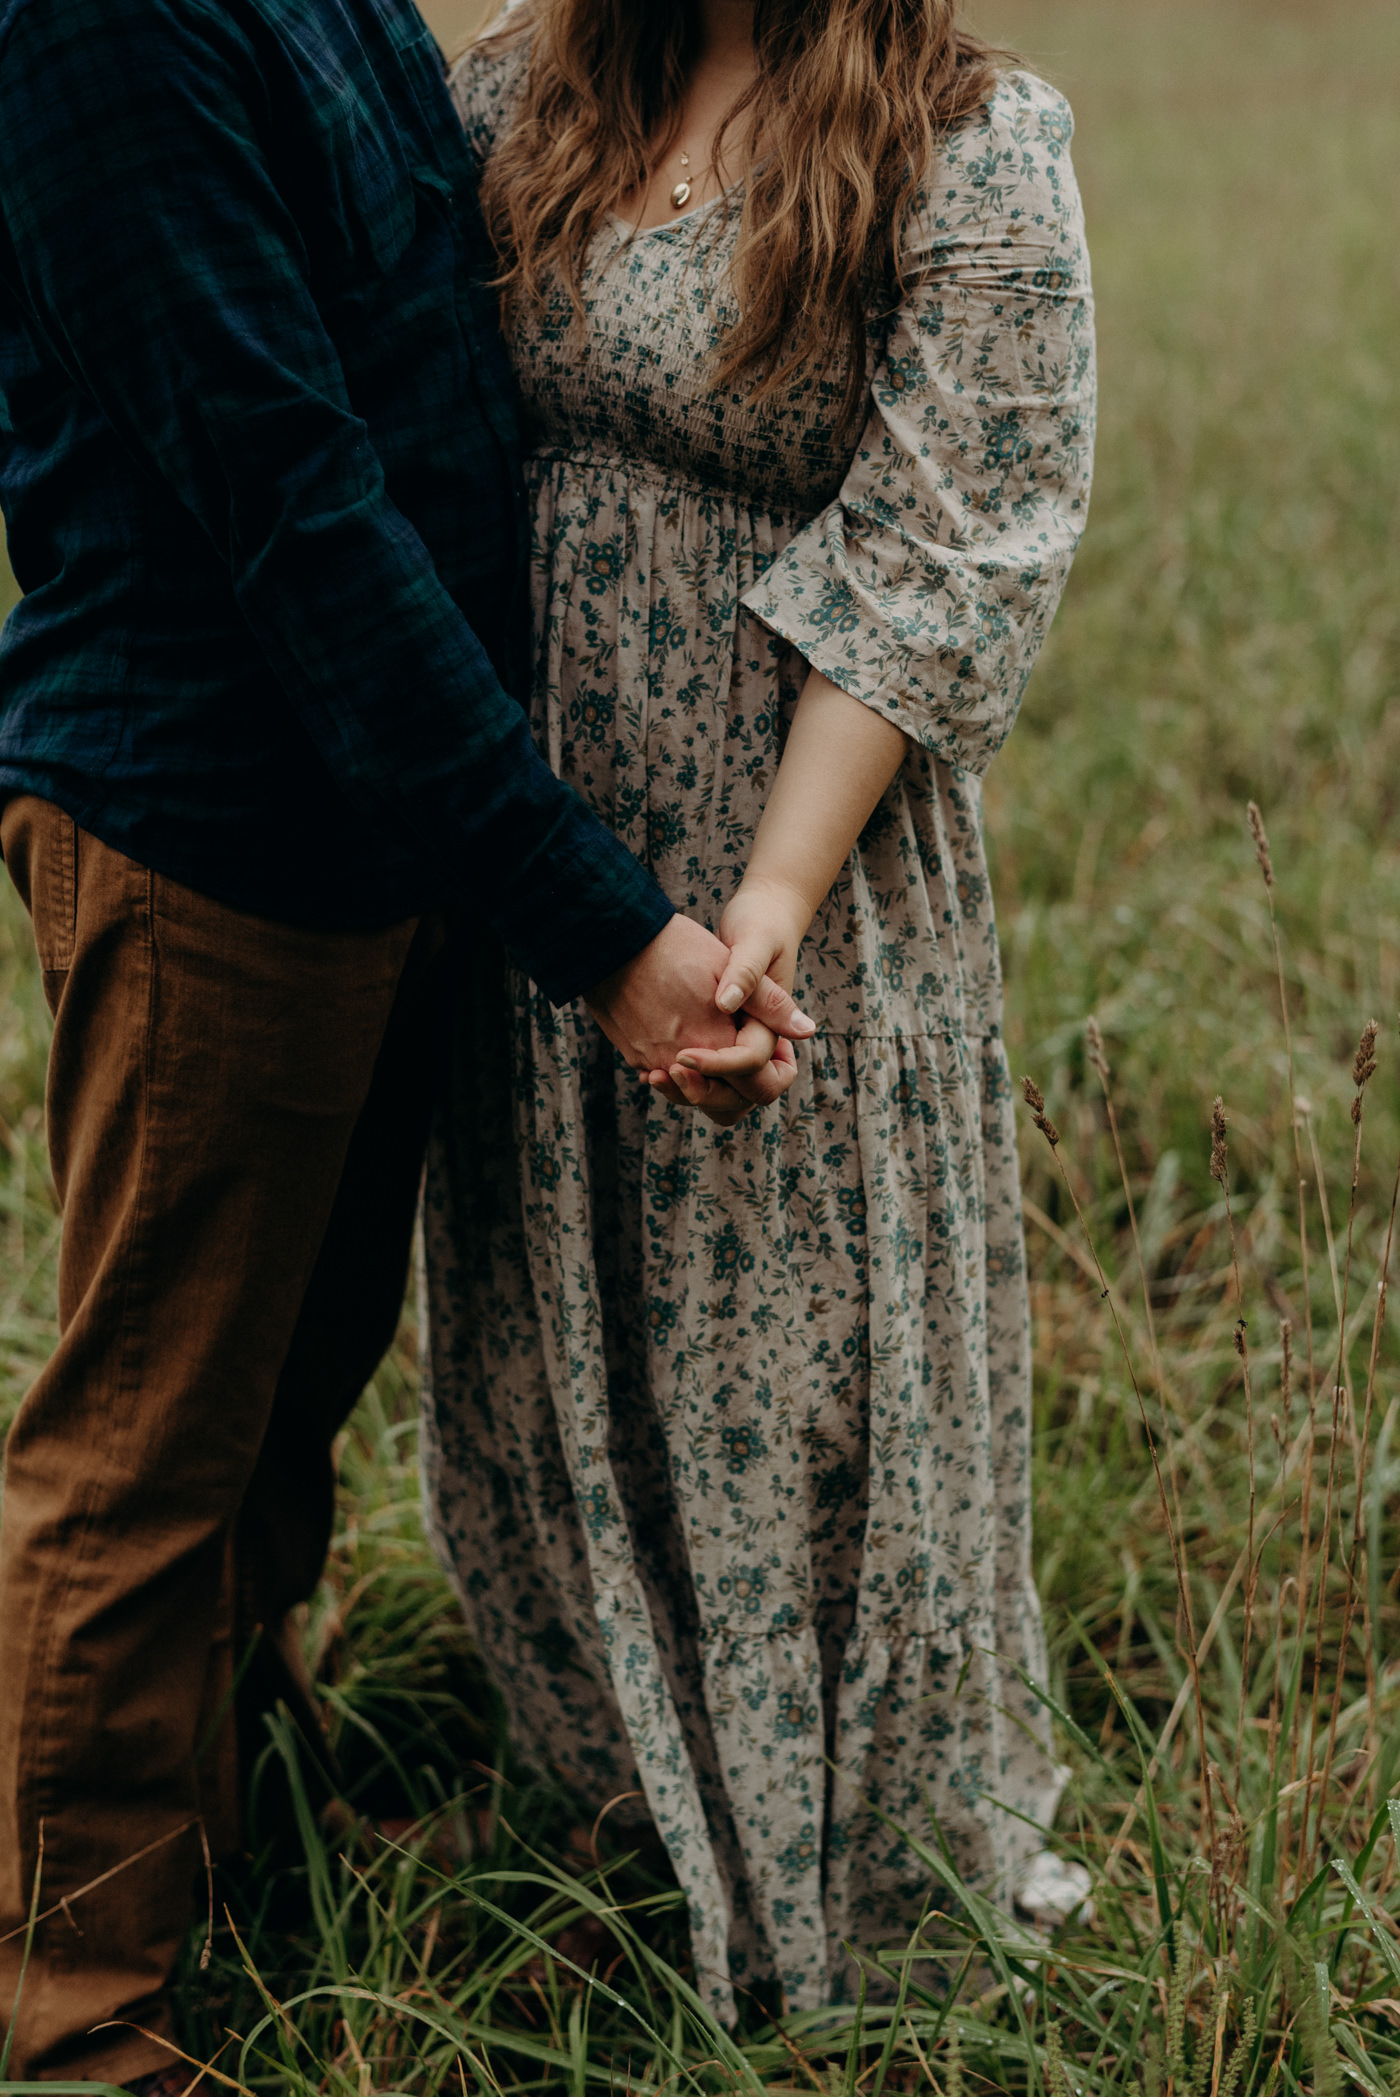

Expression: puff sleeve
xmin=740 ymin=73 xmax=1096 ymax=775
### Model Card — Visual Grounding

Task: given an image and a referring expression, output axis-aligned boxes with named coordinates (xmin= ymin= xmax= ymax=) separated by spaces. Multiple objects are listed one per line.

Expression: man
xmin=0 ymin=0 xmax=812 ymax=2084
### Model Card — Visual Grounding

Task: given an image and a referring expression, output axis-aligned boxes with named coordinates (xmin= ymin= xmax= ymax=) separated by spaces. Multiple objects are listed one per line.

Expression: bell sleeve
xmin=740 ymin=72 xmax=1096 ymax=776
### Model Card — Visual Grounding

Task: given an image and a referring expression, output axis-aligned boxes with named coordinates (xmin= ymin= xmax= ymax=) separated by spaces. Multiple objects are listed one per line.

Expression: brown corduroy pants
xmin=0 ymin=795 xmax=448 ymax=2087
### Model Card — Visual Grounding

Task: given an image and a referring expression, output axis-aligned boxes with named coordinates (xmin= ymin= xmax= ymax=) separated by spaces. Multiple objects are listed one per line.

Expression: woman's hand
xmin=713 ymin=876 xmax=810 ymax=1014
xmin=662 ymin=877 xmax=812 ymax=1111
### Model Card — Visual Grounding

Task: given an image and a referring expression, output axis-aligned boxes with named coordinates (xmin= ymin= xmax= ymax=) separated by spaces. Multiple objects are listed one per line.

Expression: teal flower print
xmin=816 ymin=1456 xmax=861 ymax=1511
xmin=1038 ymin=105 xmax=1072 ymax=154
xmin=646 ymin=1156 xmax=693 ymax=1210
xmin=718 ymin=1564 xmax=769 ymax=1616
xmin=583 ymin=536 xmax=624 ymax=593
xmin=776 ymin=1824 xmax=820 ymax=1884
xmin=985 ymin=1239 xmax=1022 ymax=1286
xmin=809 ymin=581 xmax=862 ymax=638
xmin=964 ymin=144 xmax=1003 ymax=190
xmin=580 ymin=1483 xmax=618 ymax=1539
xmin=983 ymin=411 xmax=1033 ymax=474
xmin=624 ymin=1642 xmax=648 ymax=1684
xmin=855 ymin=1684 xmax=883 ymax=1729
xmin=775 ymin=1689 xmax=818 ymax=1738
xmin=647 ymin=800 xmax=687 ymax=856
xmin=530 ymin=1139 xmax=562 ymax=1191
xmin=955 ymin=868 xmax=986 ymax=919
xmin=707 ymin=1219 xmax=756 ymax=1284
xmin=644 ymin=1294 xmax=680 ymax=1341
xmin=569 ymin=689 xmax=614 ymax=743
xmin=649 ymin=593 xmax=689 ymax=653
xmin=877 ymin=939 xmax=909 ymax=992
xmin=1032 ymin=257 xmax=1075 ymax=303
xmin=877 ymin=353 xmax=923 ymax=404
xmin=890 ymin=1067 xmax=937 ymax=1127
xmin=721 ymin=1421 xmax=768 ymax=1474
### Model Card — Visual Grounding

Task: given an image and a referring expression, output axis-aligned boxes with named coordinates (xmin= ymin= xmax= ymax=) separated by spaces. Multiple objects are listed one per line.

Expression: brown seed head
xmin=1085 ymin=1015 xmax=1110 ymax=1081
xmin=1352 ymin=1018 xmax=1379 ymax=1091
xmin=1350 ymin=1019 xmax=1379 ymax=1125
xmin=1247 ymin=801 xmax=1273 ymax=889
xmin=1210 ymin=1096 xmax=1228 ymax=1185
xmin=1020 ymin=1075 xmax=1060 ymax=1147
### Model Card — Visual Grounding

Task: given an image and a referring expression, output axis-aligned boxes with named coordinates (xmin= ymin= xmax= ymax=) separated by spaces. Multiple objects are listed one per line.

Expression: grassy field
xmin=3 ymin=0 xmax=1400 ymax=2088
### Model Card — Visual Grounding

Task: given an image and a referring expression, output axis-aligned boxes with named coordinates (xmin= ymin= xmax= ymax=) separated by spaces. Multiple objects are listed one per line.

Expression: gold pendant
xmin=670 ymin=178 xmax=693 ymax=210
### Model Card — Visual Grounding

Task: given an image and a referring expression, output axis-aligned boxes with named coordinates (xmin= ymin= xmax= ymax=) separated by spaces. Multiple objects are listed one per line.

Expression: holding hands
xmin=663 ymin=876 xmax=812 ymax=1120
xmin=588 ymin=671 xmax=910 ymax=1126
xmin=585 ymin=910 xmax=812 ymax=1127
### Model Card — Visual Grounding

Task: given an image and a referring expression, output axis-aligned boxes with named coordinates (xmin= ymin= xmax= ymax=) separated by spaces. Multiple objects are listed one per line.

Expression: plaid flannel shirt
xmin=0 ymin=0 xmax=672 ymax=1002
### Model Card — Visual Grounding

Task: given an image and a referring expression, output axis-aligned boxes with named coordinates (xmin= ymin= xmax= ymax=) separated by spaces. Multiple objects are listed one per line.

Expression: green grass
xmin=4 ymin=0 xmax=1400 ymax=2087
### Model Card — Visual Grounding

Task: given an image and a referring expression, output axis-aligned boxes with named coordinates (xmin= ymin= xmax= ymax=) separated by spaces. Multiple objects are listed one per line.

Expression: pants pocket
xmin=1 ymin=795 xmax=77 ymax=988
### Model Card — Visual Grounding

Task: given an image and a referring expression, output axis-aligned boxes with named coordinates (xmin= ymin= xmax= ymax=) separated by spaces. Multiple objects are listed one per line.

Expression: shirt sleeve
xmin=0 ymin=0 xmax=673 ymax=1003
xmin=740 ymin=73 xmax=1096 ymax=776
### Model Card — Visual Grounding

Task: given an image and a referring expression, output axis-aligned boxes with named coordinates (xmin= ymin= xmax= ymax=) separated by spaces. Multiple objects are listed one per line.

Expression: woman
xmin=421 ymin=0 xmax=1095 ymax=2013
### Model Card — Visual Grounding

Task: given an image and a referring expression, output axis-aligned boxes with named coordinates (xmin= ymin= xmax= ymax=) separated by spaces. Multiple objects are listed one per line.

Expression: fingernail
xmin=676 ymin=1053 xmax=701 ymax=1071
xmin=716 ymin=985 xmax=744 ymax=1014
xmin=790 ymin=1012 xmax=817 ymax=1037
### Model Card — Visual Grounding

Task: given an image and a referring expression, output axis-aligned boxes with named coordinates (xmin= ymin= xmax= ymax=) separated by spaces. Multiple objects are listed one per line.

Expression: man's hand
xmin=585 ymin=914 xmax=815 ymax=1127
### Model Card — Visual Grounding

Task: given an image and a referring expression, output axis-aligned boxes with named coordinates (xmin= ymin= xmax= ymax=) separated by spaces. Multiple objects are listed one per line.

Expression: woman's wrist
xmin=712 ymin=870 xmax=813 ymax=1014
xmin=728 ymin=869 xmax=814 ymax=955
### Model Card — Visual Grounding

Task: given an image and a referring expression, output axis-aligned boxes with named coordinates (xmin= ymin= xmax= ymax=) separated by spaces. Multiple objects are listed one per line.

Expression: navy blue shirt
xmin=0 ymin=0 xmax=673 ymax=1003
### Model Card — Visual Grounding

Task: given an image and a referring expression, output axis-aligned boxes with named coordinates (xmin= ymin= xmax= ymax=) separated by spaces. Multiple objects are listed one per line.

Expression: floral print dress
xmin=421 ymin=34 xmax=1096 ymax=2016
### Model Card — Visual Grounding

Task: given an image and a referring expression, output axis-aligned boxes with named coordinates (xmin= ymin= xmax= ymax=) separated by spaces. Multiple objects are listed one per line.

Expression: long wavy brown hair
xmin=475 ymin=0 xmax=1005 ymax=420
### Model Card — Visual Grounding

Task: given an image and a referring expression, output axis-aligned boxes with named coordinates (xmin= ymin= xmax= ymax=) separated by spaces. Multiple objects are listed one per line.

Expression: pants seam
xmin=23 ymin=861 xmax=163 ymax=1922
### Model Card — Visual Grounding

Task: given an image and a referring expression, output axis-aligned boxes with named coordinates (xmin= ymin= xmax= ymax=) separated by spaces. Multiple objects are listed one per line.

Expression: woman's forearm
xmin=744 ymin=669 xmax=909 ymax=926
xmin=704 ymin=669 xmax=909 ymax=1025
